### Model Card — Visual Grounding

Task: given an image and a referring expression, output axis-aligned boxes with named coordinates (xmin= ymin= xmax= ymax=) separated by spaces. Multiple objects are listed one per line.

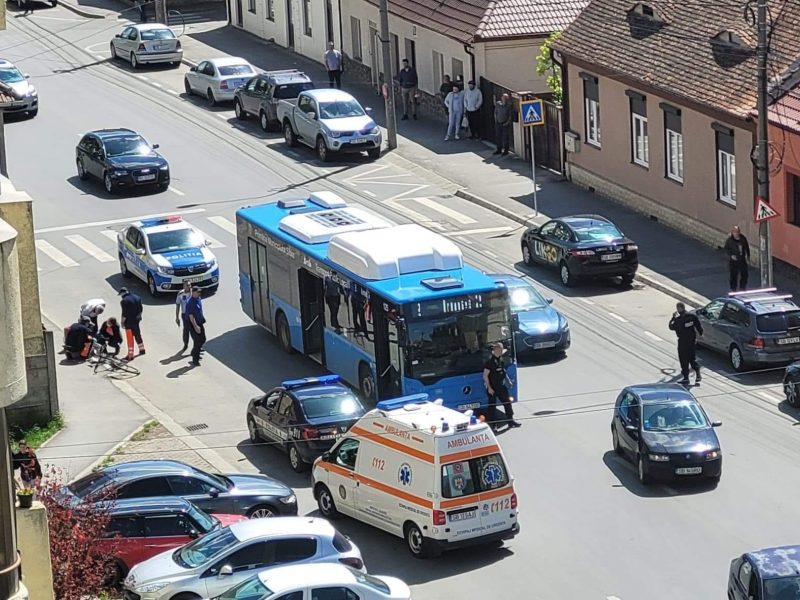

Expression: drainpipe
xmin=551 ymin=47 xmax=568 ymax=175
xmin=463 ymin=42 xmax=476 ymax=82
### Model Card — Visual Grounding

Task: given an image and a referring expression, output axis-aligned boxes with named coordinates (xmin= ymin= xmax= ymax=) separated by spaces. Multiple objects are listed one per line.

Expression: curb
xmin=58 ymin=0 xmax=106 ymax=19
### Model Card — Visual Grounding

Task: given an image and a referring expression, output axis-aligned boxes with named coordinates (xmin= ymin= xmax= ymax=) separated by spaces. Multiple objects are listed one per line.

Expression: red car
xmin=95 ymin=497 xmax=245 ymax=585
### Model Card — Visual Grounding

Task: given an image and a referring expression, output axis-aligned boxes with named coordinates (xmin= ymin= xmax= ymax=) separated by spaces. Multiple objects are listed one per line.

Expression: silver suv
xmin=234 ymin=69 xmax=313 ymax=131
xmin=695 ymin=288 xmax=800 ymax=372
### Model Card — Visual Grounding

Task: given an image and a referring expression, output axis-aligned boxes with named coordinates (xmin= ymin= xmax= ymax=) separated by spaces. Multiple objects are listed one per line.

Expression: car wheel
xmin=316 ymin=484 xmax=339 ymax=518
xmin=103 ymin=172 xmax=115 ymax=194
xmin=259 ymin=111 xmax=270 ymax=132
xmin=171 ymin=594 xmax=202 ymax=600
xmin=147 ymin=272 xmax=160 ymax=297
xmin=109 ymin=42 xmax=117 ymax=59
xmin=729 ymin=344 xmax=746 ymax=372
xmin=234 ymin=99 xmax=246 ymax=120
xmin=560 ymin=261 xmax=574 ymax=287
xmin=130 ymin=52 xmax=138 ymax=70
xmin=276 ymin=311 xmax=293 ymax=354
xmin=77 ymin=159 xmax=88 ymax=180
xmin=183 ymin=77 xmax=192 ymax=96
xmin=283 ymin=121 xmax=297 ymax=147
xmin=247 ymin=505 xmax=276 ymax=519
xmin=207 ymin=89 xmax=216 ymax=107
xmin=289 ymin=444 xmax=309 ymax=473
xmin=247 ymin=416 xmax=260 ymax=442
xmin=119 ymin=254 xmax=132 ymax=279
xmin=786 ymin=380 xmax=799 ymax=407
xmin=637 ymin=453 xmax=651 ymax=485
xmin=522 ymin=243 xmax=533 ymax=266
xmin=404 ymin=522 xmax=431 ymax=559
xmin=367 ymin=147 xmax=380 ymax=160
xmin=359 ymin=362 xmax=375 ymax=405
xmin=612 ymin=427 xmax=622 ymax=455
xmin=316 ymin=136 xmax=330 ymax=162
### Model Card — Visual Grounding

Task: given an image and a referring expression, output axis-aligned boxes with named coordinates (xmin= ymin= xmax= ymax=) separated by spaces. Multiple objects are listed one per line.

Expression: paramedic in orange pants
xmin=119 ymin=287 xmax=145 ymax=360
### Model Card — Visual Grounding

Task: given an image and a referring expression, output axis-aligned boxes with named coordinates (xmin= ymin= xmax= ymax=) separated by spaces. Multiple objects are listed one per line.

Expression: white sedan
xmin=184 ymin=57 xmax=256 ymax=106
xmin=210 ymin=563 xmax=411 ymax=600
xmin=110 ymin=23 xmax=182 ymax=69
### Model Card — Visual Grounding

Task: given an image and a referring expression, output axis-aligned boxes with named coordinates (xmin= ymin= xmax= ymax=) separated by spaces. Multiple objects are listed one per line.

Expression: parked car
xmin=122 ymin=517 xmax=364 ymax=600
xmin=110 ymin=24 xmax=182 ymax=69
xmin=76 ymin=128 xmax=169 ymax=195
xmin=695 ymin=288 xmax=800 ymax=372
xmin=277 ymin=89 xmax=382 ymax=161
xmin=0 ymin=58 xmax=38 ymax=118
xmin=95 ymin=497 xmax=246 ymax=586
xmin=184 ymin=57 xmax=256 ymax=106
xmin=490 ymin=273 xmax=570 ymax=356
xmin=728 ymin=545 xmax=800 ymax=600
xmin=234 ymin=69 xmax=314 ymax=131
xmin=212 ymin=563 xmax=410 ymax=600
xmin=611 ymin=383 xmax=722 ymax=484
xmin=59 ymin=459 xmax=297 ymax=519
xmin=246 ymin=375 xmax=365 ymax=473
xmin=785 ymin=361 xmax=800 ymax=406
xmin=520 ymin=214 xmax=638 ymax=287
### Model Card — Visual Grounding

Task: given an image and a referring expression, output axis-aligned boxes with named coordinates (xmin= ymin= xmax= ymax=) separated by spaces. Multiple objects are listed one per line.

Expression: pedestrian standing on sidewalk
xmin=493 ymin=93 xmax=513 ymax=155
xmin=136 ymin=0 xmax=147 ymax=23
xmin=119 ymin=287 xmax=145 ymax=360
xmin=724 ymin=225 xmax=750 ymax=291
xmin=186 ymin=286 xmax=206 ymax=367
xmin=17 ymin=441 xmax=42 ymax=489
xmin=668 ymin=302 xmax=703 ymax=385
xmin=439 ymin=75 xmax=454 ymax=115
xmin=444 ymin=83 xmax=465 ymax=141
xmin=483 ymin=342 xmax=521 ymax=430
xmin=464 ymin=80 xmax=483 ymax=139
xmin=323 ymin=41 xmax=343 ymax=89
xmin=175 ymin=281 xmax=192 ymax=352
xmin=397 ymin=59 xmax=418 ymax=120
xmin=79 ymin=298 xmax=106 ymax=332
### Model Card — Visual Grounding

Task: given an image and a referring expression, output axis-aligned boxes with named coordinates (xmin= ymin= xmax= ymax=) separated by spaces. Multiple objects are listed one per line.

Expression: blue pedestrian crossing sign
xmin=520 ymin=99 xmax=545 ymax=127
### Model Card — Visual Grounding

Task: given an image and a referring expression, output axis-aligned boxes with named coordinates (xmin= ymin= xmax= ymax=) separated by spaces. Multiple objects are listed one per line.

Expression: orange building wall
xmin=769 ymin=122 xmax=800 ymax=269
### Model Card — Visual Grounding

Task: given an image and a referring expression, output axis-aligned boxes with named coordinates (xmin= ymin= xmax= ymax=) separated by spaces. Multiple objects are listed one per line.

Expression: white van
xmin=311 ymin=394 xmax=519 ymax=558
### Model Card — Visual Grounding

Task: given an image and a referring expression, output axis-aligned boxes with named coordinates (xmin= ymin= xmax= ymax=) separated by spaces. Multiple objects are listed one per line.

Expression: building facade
xmin=768 ymin=86 xmax=800 ymax=270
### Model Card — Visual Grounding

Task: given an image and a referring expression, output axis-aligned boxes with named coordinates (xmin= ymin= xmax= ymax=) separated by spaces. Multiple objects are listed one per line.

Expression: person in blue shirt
xmin=186 ymin=286 xmax=206 ymax=367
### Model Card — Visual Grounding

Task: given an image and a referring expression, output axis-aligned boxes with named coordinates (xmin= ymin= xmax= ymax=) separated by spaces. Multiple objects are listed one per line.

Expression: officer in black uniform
xmin=483 ymin=342 xmax=521 ymax=429
xmin=668 ymin=302 xmax=703 ymax=385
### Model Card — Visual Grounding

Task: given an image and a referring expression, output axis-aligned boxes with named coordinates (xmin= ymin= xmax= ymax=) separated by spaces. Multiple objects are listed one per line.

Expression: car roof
xmin=230 ymin=517 xmax=333 ymax=542
xmin=264 ymin=70 xmax=311 ymax=83
xmin=724 ymin=295 xmax=798 ymax=315
xmin=487 ymin=273 xmax=531 ymax=288
xmin=625 ymin=383 xmax=697 ymax=404
xmin=106 ymin=496 xmax=194 ymax=516
xmin=206 ymin=57 xmax=251 ymax=67
xmin=747 ymin=546 xmax=800 ymax=579
xmin=0 ymin=59 xmax=18 ymax=69
xmin=560 ymin=215 xmax=614 ymax=227
xmin=304 ymin=88 xmax=358 ymax=102
xmin=100 ymin=459 xmax=210 ymax=483
xmin=290 ymin=382 xmax=353 ymax=402
xmin=131 ymin=23 xmax=174 ymax=31
xmin=258 ymin=563 xmax=359 ymax=592
xmin=89 ymin=128 xmax=137 ymax=140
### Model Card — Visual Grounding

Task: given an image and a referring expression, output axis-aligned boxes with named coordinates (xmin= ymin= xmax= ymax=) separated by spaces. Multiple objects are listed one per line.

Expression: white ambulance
xmin=311 ymin=394 xmax=519 ymax=558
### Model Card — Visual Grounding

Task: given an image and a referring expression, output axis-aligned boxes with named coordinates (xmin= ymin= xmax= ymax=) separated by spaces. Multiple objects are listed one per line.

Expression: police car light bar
xmin=740 ymin=294 xmax=793 ymax=304
xmin=141 ymin=215 xmax=183 ymax=227
xmin=376 ymin=393 xmax=430 ymax=412
xmin=728 ymin=287 xmax=777 ymax=297
xmin=281 ymin=374 xmax=341 ymax=389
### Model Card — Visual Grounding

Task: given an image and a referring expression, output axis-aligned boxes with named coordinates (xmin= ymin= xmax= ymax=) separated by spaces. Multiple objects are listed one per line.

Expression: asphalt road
xmin=5 ymin=8 xmax=799 ymax=599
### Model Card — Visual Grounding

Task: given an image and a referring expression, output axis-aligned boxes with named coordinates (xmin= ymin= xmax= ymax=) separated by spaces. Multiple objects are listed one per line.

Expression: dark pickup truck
xmin=234 ymin=69 xmax=314 ymax=132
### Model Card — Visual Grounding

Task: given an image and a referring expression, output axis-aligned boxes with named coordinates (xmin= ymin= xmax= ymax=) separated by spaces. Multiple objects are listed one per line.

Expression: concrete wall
xmin=15 ymin=502 xmax=54 ymax=600
xmin=0 ymin=217 xmax=26 ymax=410
xmin=6 ymin=331 xmax=59 ymax=427
xmin=768 ymin=122 xmax=800 ymax=269
xmin=476 ymin=38 xmax=548 ymax=94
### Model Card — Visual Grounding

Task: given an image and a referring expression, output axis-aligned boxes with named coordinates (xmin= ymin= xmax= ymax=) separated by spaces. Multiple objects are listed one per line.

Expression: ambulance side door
xmin=354 ymin=447 xmax=401 ymax=535
xmin=326 ymin=437 xmax=360 ymax=519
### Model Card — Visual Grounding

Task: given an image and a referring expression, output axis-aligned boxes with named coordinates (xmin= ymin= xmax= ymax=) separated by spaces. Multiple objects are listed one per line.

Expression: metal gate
xmin=479 ymin=76 xmax=516 ymax=152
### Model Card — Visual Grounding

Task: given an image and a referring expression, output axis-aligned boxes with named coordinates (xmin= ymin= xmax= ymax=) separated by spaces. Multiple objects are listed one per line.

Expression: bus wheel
xmin=359 ymin=362 xmax=375 ymax=404
xmin=276 ymin=312 xmax=293 ymax=354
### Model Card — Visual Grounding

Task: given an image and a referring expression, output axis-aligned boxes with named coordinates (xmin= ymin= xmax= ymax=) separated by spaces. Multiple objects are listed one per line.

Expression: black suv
xmin=233 ymin=69 xmax=313 ymax=131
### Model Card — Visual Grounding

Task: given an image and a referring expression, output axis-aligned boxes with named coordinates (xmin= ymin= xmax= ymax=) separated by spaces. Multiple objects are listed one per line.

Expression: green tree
xmin=536 ymin=32 xmax=563 ymax=105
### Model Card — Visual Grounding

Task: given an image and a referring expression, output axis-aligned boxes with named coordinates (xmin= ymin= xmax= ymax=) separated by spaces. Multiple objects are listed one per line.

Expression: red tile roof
xmin=770 ymin=86 xmax=800 ymax=134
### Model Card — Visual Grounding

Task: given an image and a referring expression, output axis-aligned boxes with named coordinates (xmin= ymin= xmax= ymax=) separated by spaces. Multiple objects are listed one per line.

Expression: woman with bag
xmin=444 ymin=83 xmax=465 ymax=141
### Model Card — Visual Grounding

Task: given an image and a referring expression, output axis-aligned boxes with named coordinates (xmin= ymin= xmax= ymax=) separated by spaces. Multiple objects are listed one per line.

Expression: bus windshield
xmin=405 ymin=291 xmax=510 ymax=383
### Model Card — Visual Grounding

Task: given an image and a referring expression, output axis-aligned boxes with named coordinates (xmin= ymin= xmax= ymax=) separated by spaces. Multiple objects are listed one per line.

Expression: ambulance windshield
xmin=441 ymin=453 xmax=509 ymax=498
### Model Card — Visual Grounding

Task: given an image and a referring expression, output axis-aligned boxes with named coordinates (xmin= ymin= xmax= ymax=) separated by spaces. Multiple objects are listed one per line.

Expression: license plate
xmin=350 ymin=138 xmax=367 ymax=144
xmin=320 ymin=433 xmax=343 ymax=441
xmin=184 ymin=276 xmax=205 ymax=283
xmin=449 ymin=510 xmax=476 ymax=522
xmin=533 ymin=341 xmax=557 ymax=349
xmin=137 ymin=174 xmax=156 ymax=182
xmin=675 ymin=467 xmax=702 ymax=475
xmin=601 ymin=253 xmax=622 ymax=262
xmin=457 ymin=402 xmax=481 ymax=410
xmin=777 ymin=337 xmax=800 ymax=345
xmin=153 ymin=43 xmax=169 ymax=51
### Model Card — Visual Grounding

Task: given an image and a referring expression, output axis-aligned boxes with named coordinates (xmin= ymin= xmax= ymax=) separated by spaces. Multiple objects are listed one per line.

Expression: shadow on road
xmin=235 ymin=438 xmax=312 ymax=491
xmin=602 ymin=450 xmax=718 ymax=498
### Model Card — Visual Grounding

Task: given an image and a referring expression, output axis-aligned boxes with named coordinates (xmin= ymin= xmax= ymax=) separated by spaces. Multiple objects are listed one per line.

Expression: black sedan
xmin=611 ymin=383 xmax=722 ymax=484
xmin=59 ymin=459 xmax=297 ymax=519
xmin=76 ymin=128 xmax=170 ymax=195
xmin=521 ymin=215 xmax=638 ymax=287
xmin=247 ymin=375 xmax=366 ymax=473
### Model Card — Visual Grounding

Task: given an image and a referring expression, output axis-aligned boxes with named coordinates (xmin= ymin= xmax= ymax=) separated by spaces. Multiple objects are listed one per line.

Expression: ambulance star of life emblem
xmin=398 ymin=463 xmax=412 ymax=486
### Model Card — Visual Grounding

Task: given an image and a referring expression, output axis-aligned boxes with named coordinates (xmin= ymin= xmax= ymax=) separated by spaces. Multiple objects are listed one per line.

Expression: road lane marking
xmin=383 ymin=199 xmax=445 ymax=231
xmin=207 ymin=216 xmax=236 ymax=235
xmin=167 ymin=89 xmax=179 ymax=95
xmin=216 ymin=113 xmax=228 ymax=120
xmin=757 ymin=390 xmax=781 ymax=404
xmin=446 ymin=226 xmax=513 ymax=237
xmin=607 ymin=596 xmax=623 ymax=600
xmin=409 ymin=197 xmax=476 ymax=224
xmin=92 ymin=54 xmax=105 ymax=61
xmin=363 ymin=190 xmax=376 ymax=197
xmin=99 ymin=230 xmax=119 ymax=243
xmin=34 ymin=208 xmax=206 ymax=234
xmin=342 ymin=164 xmax=390 ymax=183
xmin=169 ymin=186 xmax=185 ymax=196
xmin=483 ymin=250 xmax=498 ymax=258
xmin=135 ymin=75 xmax=148 ymax=81
xmin=35 ymin=240 xmax=78 ymax=267
xmin=191 ymin=227 xmax=225 ymax=248
xmin=643 ymin=330 xmax=663 ymax=342
xmin=151 ymin=82 xmax=163 ymax=88
xmin=579 ymin=298 xmax=595 ymax=305
xmin=65 ymin=234 xmax=115 ymax=263
xmin=607 ymin=312 xmax=628 ymax=323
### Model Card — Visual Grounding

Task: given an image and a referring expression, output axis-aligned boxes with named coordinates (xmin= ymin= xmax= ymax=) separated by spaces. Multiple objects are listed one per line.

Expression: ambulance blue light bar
xmin=281 ymin=375 xmax=341 ymax=390
xmin=141 ymin=215 xmax=183 ymax=228
xmin=376 ymin=393 xmax=430 ymax=411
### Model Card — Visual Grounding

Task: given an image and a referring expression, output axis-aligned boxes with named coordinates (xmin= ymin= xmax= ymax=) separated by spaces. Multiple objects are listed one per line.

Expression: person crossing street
xmin=668 ymin=302 xmax=703 ymax=385
xmin=119 ymin=287 xmax=145 ymax=360
xmin=483 ymin=342 xmax=521 ymax=429
xmin=186 ymin=286 xmax=206 ymax=367
xmin=175 ymin=281 xmax=193 ymax=352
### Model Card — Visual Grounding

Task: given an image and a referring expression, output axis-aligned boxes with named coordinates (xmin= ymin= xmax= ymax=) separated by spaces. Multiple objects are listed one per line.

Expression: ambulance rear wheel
xmin=404 ymin=522 xmax=436 ymax=559
xmin=316 ymin=484 xmax=339 ymax=519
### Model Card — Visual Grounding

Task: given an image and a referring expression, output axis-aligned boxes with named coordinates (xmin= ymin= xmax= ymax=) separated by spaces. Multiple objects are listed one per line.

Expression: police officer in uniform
xmin=483 ymin=342 xmax=521 ymax=429
xmin=668 ymin=302 xmax=703 ymax=385
xmin=119 ymin=287 xmax=145 ymax=360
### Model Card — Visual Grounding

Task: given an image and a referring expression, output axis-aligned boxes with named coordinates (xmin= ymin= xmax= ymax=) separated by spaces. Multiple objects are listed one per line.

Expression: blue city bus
xmin=236 ymin=191 xmax=517 ymax=411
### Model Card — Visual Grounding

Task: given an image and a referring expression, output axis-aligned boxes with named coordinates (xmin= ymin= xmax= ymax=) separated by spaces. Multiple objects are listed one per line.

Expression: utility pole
xmin=756 ymin=0 xmax=772 ymax=286
xmin=378 ymin=0 xmax=397 ymax=149
xmin=154 ymin=0 xmax=167 ymax=25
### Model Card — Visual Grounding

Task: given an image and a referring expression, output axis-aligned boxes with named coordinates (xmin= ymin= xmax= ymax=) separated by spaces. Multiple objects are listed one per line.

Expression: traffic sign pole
xmin=519 ymin=99 xmax=544 ymax=216
xmin=530 ymin=127 xmax=538 ymax=216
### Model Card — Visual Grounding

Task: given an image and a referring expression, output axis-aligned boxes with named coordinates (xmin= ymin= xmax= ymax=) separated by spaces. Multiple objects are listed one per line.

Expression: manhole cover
xmin=186 ymin=423 xmax=209 ymax=432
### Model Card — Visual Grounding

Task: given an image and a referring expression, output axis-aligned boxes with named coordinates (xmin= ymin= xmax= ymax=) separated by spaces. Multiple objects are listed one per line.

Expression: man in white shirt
xmin=323 ymin=42 xmax=343 ymax=89
xmin=79 ymin=298 xmax=106 ymax=331
xmin=175 ymin=281 xmax=192 ymax=352
xmin=464 ymin=80 xmax=484 ymax=140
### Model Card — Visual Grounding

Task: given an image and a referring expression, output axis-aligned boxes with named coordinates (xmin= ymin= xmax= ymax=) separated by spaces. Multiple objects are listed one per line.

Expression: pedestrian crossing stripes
xmin=35 ymin=239 xmax=79 ymax=268
xmin=408 ymin=197 xmax=477 ymax=224
xmin=207 ymin=216 xmax=237 ymax=235
xmin=65 ymin=234 xmax=114 ymax=263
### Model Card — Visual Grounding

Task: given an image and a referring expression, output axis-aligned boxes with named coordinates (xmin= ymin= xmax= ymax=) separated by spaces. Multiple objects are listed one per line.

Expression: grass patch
xmin=9 ymin=413 xmax=65 ymax=450
xmin=92 ymin=420 xmax=159 ymax=472
xmin=129 ymin=420 xmax=158 ymax=442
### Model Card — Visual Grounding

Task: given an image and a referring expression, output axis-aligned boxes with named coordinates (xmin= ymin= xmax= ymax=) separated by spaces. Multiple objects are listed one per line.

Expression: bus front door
xmin=298 ymin=269 xmax=324 ymax=361
xmin=373 ymin=301 xmax=403 ymax=400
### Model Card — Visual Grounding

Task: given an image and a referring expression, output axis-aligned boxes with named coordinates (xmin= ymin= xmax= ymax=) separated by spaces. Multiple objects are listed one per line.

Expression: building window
xmin=390 ymin=34 xmax=400 ymax=74
xmin=248 ymin=0 xmax=255 ymax=13
xmin=715 ymin=126 xmax=736 ymax=205
xmin=265 ymin=0 xmax=274 ymax=20
xmin=404 ymin=38 xmax=416 ymax=69
xmin=303 ymin=0 xmax=312 ymax=36
xmin=662 ymin=105 xmax=682 ymax=182
xmin=790 ymin=174 xmax=800 ymax=226
xmin=350 ymin=16 xmax=362 ymax=60
xmin=432 ymin=50 xmax=444 ymax=91
xmin=628 ymin=91 xmax=648 ymax=167
xmin=451 ymin=57 xmax=464 ymax=83
xmin=582 ymin=74 xmax=600 ymax=146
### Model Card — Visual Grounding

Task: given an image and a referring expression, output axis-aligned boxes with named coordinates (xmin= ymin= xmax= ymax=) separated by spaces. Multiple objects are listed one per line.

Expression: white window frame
xmin=350 ymin=16 xmax=362 ymax=60
xmin=718 ymin=149 xmax=736 ymax=205
xmin=265 ymin=0 xmax=274 ymax=21
xmin=631 ymin=113 xmax=649 ymax=167
xmin=585 ymin=97 xmax=600 ymax=146
xmin=303 ymin=0 xmax=312 ymax=36
xmin=248 ymin=0 xmax=255 ymax=13
xmin=666 ymin=128 xmax=683 ymax=182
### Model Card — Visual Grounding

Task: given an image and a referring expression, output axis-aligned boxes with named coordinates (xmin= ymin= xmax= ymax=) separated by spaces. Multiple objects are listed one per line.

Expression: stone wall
xmin=15 ymin=502 xmax=54 ymax=600
xmin=6 ymin=330 xmax=58 ymax=428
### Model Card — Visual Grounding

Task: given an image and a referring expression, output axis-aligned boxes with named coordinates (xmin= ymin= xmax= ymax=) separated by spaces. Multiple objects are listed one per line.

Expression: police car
xmin=117 ymin=216 xmax=219 ymax=297
xmin=246 ymin=375 xmax=366 ymax=473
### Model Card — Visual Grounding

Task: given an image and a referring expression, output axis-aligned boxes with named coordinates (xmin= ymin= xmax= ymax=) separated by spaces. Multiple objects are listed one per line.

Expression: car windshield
xmin=219 ymin=64 xmax=254 ymax=76
xmin=140 ymin=28 xmax=175 ymax=40
xmin=571 ymin=221 xmax=623 ymax=242
xmin=175 ymin=527 xmax=237 ymax=568
xmin=104 ymin=135 xmax=151 ymax=157
xmin=0 ymin=67 xmax=24 ymax=84
xmin=147 ymin=229 xmax=204 ymax=254
xmin=642 ymin=401 xmax=708 ymax=431
xmin=273 ymin=82 xmax=313 ymax=99
xmin=186 ymin=504 xmax=217 ymax=533
xmin=67 ymin=472 xmax=111 ymax=497
xmin=756 ymin=310 xmax=800 ymax=333
xmin=441 ymin=453 xmax=510 ymax=499
xmin=507 ymin=285 xmax=547 ymax=312
xmin=218 ymin=575 xmax=272 ymax=600
xmin=765 ymin=576 xmax=800 ymax=600
xmin=319 ymin=99 xmax=365 ymax=119
xmin=300 ymin=391 xmax=364 ymax=420
xmin=344 ymin=567 xmax=391 ymax=594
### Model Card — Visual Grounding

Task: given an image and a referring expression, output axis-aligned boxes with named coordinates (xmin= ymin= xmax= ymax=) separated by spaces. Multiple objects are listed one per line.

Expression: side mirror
xmin=711 ymin=421 xmax=722 ymax=427
xmin=190 ymin=66 xmax=197 ymax=72
xmin=218 ymin=565 xmax=233 ymax=577
xmin=204 ymin=239 xmax=212 ymax=247
xmin=135 ymin=248 xmax=146 ymax=256
xmin=624 ymin=423 xmax=638 ymax=433
xmin=546 ymin=298 xmax=554 ymax=305
xmin=115 ymin=33 xmax=121 ymax=38
xmin=321 ymin=451 xmax=331 ymax=462
xmin=188 ymin=529 xmax=199 ymax=539
xmin=365 ymin=106 xmax=373 ymax=113
xmin=307 ymin=111 xmax=317 ymax=120
xmin=152 ymin=143 xmax=159 ymax=150
xmin=511 ymin=314 xmax=519 ymax=328
xmin=24 ymin=73 xmax=30 ymax=79
xmin=209 ymin=488 xmax=219 ymax=498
